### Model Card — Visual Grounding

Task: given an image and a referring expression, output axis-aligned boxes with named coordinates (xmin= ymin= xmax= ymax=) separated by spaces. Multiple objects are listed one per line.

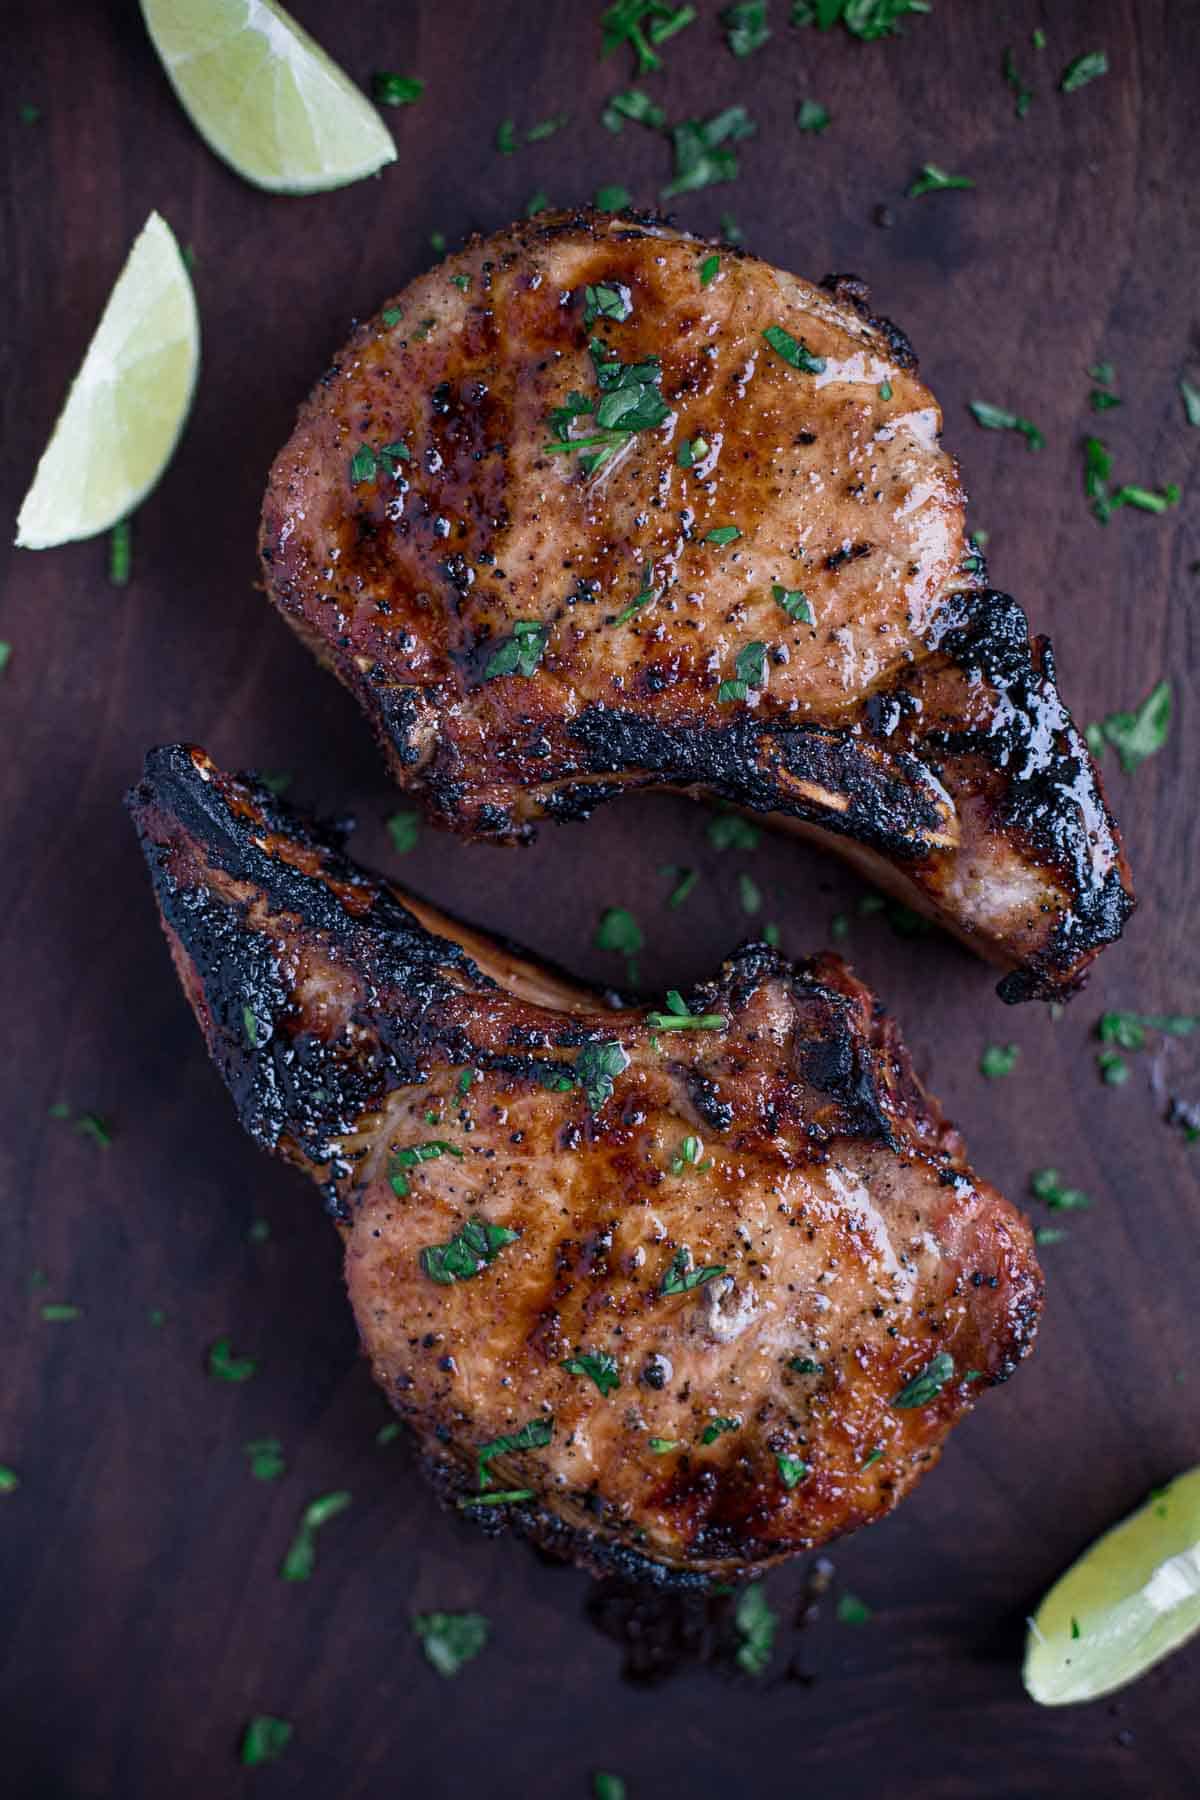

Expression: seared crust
xmin=128 ymin=745 xmax=1042 ymax=1580
xmin=259 ymin=207 xmax=1132 ymax=1002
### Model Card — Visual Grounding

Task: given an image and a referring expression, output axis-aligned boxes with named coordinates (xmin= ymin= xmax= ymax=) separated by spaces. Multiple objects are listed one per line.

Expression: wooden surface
xmin=2 ymin=2 xmax=1198 ymax=1794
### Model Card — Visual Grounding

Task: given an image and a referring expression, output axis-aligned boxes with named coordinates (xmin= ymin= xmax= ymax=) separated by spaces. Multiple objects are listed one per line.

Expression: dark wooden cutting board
xmin=2 ymin=2 xmax=1197 ymax=1794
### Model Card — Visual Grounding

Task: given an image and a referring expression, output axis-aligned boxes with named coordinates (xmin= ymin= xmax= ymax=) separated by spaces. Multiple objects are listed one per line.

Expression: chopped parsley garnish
xmin=477 ymin=1417 xmax=554 ymax=1488
xmin=664 ymin=865 xmax=699 ymax=908
xmin=907 ymin=163 xmax=975 ymax=198
xmin=1084 ymin=436 xmax=1180 ymax=523
xmin=544 ymin=339 xmax=670 ymax=473
xmin=738 ymin=871 xmax=762 ymax=914
xmin=646 ymin=989 xmax=727 ymax=1031
xmin=376 ymin=1421 xmax=402 ymax=1446
xmin=562 ymin=1350 xmax=621 ymax=1395
xmin=1002 ymin=47 xmax=1033 ymax=118
xmin=708 ymin=812 xmax=759 ymax=851
xmin=372 ymin=73 xmax=424 ymax=106
xmin=763 ymin=921 xmax=780 ymax=947
xmin=1030 ymin=1168 xmax=1091 ymax=1211
xmin=109 ymin=518 xmax=132 ymax=587
xmin=862 ymin=1447 xmax=884 ymax=1468
xmin=381 ymin=307 xmax=403 ymax=328
xmin=968 ymin=400 xmax=1045 ymax=451
xmin=789 ymin=1356 xmax=822 ymax=1374
xmin=0 ymin=1466 xmax=19 ymax=1495
xmin=386 ymin=810 xmax=421 ymax=854
xmin=430 ymin=232 xmax=446 ymax=255
xmin=574 ymin=1039 xmax=630 ymax=1110
xmin=661 ymin=1246 xmax=727 ymax=1295
xmin=662 ymin=105 xmax=756 ymax=199
xmin=526 ymin=114 xmax=569 ymax=142
xmin=600 ymin=1 xmax=697 ymax=75
xmin=796 ymin=98 xmax=831 ymax=133
xmin=776 ymin=1453 xmax=809 ymax=1488
xmin=244 ymin=1438 xmax=286 ymax=1481
xmin=705 ymin=524 xmax=741 ymax=546
xmin=0 ymin=642 xmax=10 ymax=676
xmin=594 ymin=1775 xmax=627 ymax=1800
xmin=791 ymin=0 xmax=930 ymax=39
xmin=1098 ymin=1011 xmax=1197 ymax=1050
xmin=1096 ymin=1049 xmax=1129 ymax=1086
xmin=595 ymin=183 xmax=633 ymax=212
xmin=584 ymin=282 xmax=633 ymax=326
xmin=240 ymin=1716 xmax=292 ymax=1767
xmin=18 ymin=102 xmax=41 ymax=125
xmin=699 ymin=252 xmax=721 ymax=287
xmin=483 ymin=620 xmax=548 ymax=679
xmin=1089 ymin=389 xmax=1121 ymax=412
xmin=1088 ymin=680 xmax=1172 ymax=772
xmin=208 ymin=1337 xmax=257 ymax=1381
xmin=648 ymin=1438 xmax=679 ymax=1453
xmin=836 ymin=1591 xmax=873 ymax=1625
xmin=495 ymin=118 xmax=517 ymax=155
xmin=450 ymin=273 xmax=471 ymax=291
xmin=55 ymin=1108 xmax=114 ymax=1148
xmin=718 ymin=639 xmax=767 ymax=703
xmin=457 ymin=1488 xmax=534 ymax=1508
xmin=280 ymin=1491 xmax=352 ymax=1581
xmin=594 ymin=905 xmax=643 ymax=984
xmin=420 ymin=1216 xmax=518 ymax=1285
xmin=1181 ymin=379 xmax=1200 ymax=428
xmin=242 ymin=1005 xmax=258 ymax=1047
xmin=763 ymin=323 xmax=826 ymax=372
xmin=349 ymin=444 xmax=377 ymax=485
xmin=1060 ymin=50 xmax=1108 ymax=93
xmin=41 ymin=1303 xmax=81 ymax=1322
xmin=891 ymin=1350 xmax=954 ymax=1409
xmin=676 ymin=435 xmax=710 ymax=467
xmin=980 ymin=1044 xmax=1019 ymax=1078
xmin=720 ymin=210 xmax=743 ymax=243
xmin=701 ymin=1416 xmax=739 ymax=1444
xmin=613 ymin=581 xmax=656 ymax=625
xmin=1033 ymin=26 xmax=1046 ymax=49
xmin=412 ymin=1611 xmax=490 ymax=1677
xmin=602 ymin=88 xmax=667 ymax=132
xmin=671 ymin=1134 xmax=712 ymax=1173
xmin=722 ymin=1 xmax=770 ymax=56
xmin=773 ymin=582 xmax=813 ymax=623
xmin=389 ymin=1139 xmax=464 ymax=1199
xmin=734 ymin=1582 xmax=777 ymax=1675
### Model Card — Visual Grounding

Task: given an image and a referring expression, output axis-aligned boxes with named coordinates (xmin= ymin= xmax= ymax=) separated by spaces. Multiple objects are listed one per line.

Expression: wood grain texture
xmin=1 ymin=1 xmax=1197 ymax=1795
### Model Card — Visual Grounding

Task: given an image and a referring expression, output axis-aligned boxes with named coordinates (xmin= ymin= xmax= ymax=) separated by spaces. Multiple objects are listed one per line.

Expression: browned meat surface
xmin=128 ymin=745 xmax=1042 ymax=1582
xmin=259 ymin=207 xmax=1133 ymax=1004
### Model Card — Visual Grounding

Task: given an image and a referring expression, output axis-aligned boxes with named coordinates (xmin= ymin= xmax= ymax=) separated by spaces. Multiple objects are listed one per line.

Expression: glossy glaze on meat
xmin=259 ymin=208 xmax=1133 ymax=1003
xmin=128 ymin=745 xmax=1042 ymax=1582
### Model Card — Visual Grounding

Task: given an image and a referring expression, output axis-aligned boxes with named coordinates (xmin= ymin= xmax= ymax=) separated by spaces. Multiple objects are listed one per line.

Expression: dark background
xmin=2 ymin=2 xmax=1198 ymax=1794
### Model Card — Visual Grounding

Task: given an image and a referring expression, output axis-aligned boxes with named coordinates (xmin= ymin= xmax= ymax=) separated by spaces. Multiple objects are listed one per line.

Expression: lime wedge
xmin=16 ymin=212 xmax=198 ymax=550
xmin=140 ymin=0 xmax=396 ymax=194
xmin=1024 ymin=1465 xmax=1200 ymax=1705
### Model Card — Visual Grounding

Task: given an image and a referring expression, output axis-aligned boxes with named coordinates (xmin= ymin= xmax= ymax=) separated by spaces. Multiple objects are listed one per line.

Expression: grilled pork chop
xmin=259 ymin=208 xmax=1132 ymax=1004
xmin=129 ymin=745 xmax=1042 ymax=1581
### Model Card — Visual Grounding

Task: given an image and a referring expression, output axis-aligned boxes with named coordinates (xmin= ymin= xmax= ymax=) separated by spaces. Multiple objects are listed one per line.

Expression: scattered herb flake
xmin=1030 ymin=1168 xmax=1091 ymax=1211
xmin=477 ymin=1417 xmax=554 ymax=1489
xmin=717 ymin=638 xmax=767 ymax=703
xmin=0 ymin=1466 xmax=19 ymax=1494
xmin=584 ymin=282 xmax=634 ymax=326
xmin=372 ymin=73 xmax=424 ymax=106
xmin=244 ymin=1438 xmax=286 ymax=1482
xmin=0 ymin=642 xmax=10 ymax=675
xmin=980 ymin=1044 xmax=1019 ymax=1078
xmin=595 ymin=183 xmax=633 ymax=212
xmin=1060 ymin=51 xmax=1108 ymax=93
xmin=661 ymin=1246 xmax=727 ymax=1295
xmin=701 ymin=1416 xmax=740 ymax=1445
xmin=648 ymin=1437 xmax=679 ymax=1453
xmin=574 ymin=1039 xmax=630 ymax=1111
xmin=763 ymin=323 xmax=826 ymax=372
xmin=526 ymin=114 xmax=568 ymax=142
xmin=708 ymin=812 xmax=759 ymax=851
xmin=836 ymin=1591 xmax=873 ymax=1625
xmin=671 ymin=1134 xmax=711 ymax=1174
xmin=386 ymin=810 xmax=421 ymax=854
xmin=376 ymin=1420 xmax=402 ymax=1446
xmin=699 ymin=252 xmax=721 ymax=287
xmin=1181 ymin=379 xmax=1200 ymax=428
xmin=773 ymin=582 xmax=813 ymax=623
xmin=381 ymin=306 xmax=404 ymax=327
xmin=602 ymin=88 xmax=667 ymax=132
xmin=19 ymin=102 xmax=41 ymax=125
xmin=240 ymin=1716 xmax=292 ymax=1767
xmin=665 ymin=865 xmax=699 ymax=908
xmin=1096 ymin=1049 xmax=1130 ymax=1086
xmin=738 ymin=871 xmax=762 ymax=914
xmin=420 ymin=1214 xmax=517 ymax=1285
xmin=242 ymin=1004 xmax=258 ymax=1048
xmin=662 ymin=104 xmax=756 ymax=199
xmin=208 ymin=1336 xmax=258 ymax=1382
xmin=777 ymin=1453 xmax=809 ymax=1489
xmin=562 ymin=1350 xmax=621 ymax=1395
xmin=109 ymin=518 xmax=132 ymax=587
xmin=796 ymin=98 xmax=831 ymax=133
xmin=280 ymin=1490 xmax=352 ymax=1581
xmin=1090 ymin=680 xmax=1171 ymax=772
xmin=891 ymin=1351 xmax=955 ymax=1409
xmin=1035 ymin=1225 xmax=1069 ymax=1247
xmin=907 ymin=163 xmax=975 ymax=198
xmin=862 ymin=1447 xmax=884 ymax=1468
xmin=41 ymin=1303 xmax=81 ymax=1322
xmin=594 ymin=905 xmax=644 ymax=983
xmin=495 ymin=118 xmax=517 ymax=155
xmin=734 ymin=1582 xmax=777 ymax=1674
xmin=594 ymin=1776 xmax=627 ymax=1800
xmin=646 ymin=989 xmax=727 ymax=1031
xmin=412 ymin=1610 xmax=490 ymax=1677
xmin=484 ymin=620 xmax=548 ymax=679
xmin=720 ymin=210 xmax=743 ymax=243
xmin=791 ymin=1 xmax=930 ymax=40
xmin=349 ymin=444 xmax=377 ymax=485
xmin=1003 ymin=48 xmax=1033 ymax=118
xmin=601 ymin=0 xmax=697 ymax=75
xmin=705 ymin=524 xmax=741 ymax=545
xmin=457 ymin=1488 xmax=534 ymax=1508
xmin=389 ymin=1138 xmax=464 ymax=1200
xmin=722 ymin=1 xmax=771 ymax=57
xmin=968 ymin=401 xmax=1045 ymax=451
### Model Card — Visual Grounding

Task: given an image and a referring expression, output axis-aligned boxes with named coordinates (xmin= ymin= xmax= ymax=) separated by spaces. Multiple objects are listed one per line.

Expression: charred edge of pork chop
xmin=128 ymin=748 xmax=1042 ymax=1581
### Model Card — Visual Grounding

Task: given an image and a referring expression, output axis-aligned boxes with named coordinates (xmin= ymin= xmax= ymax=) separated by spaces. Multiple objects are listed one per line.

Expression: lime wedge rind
xmin=1024 ymin=1465 xmax=1200 ymax=1705
xmin=140 ymin=0 xmax=396 ymax=195
xmin=15 ymin=212 xmax=199 ymax=550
